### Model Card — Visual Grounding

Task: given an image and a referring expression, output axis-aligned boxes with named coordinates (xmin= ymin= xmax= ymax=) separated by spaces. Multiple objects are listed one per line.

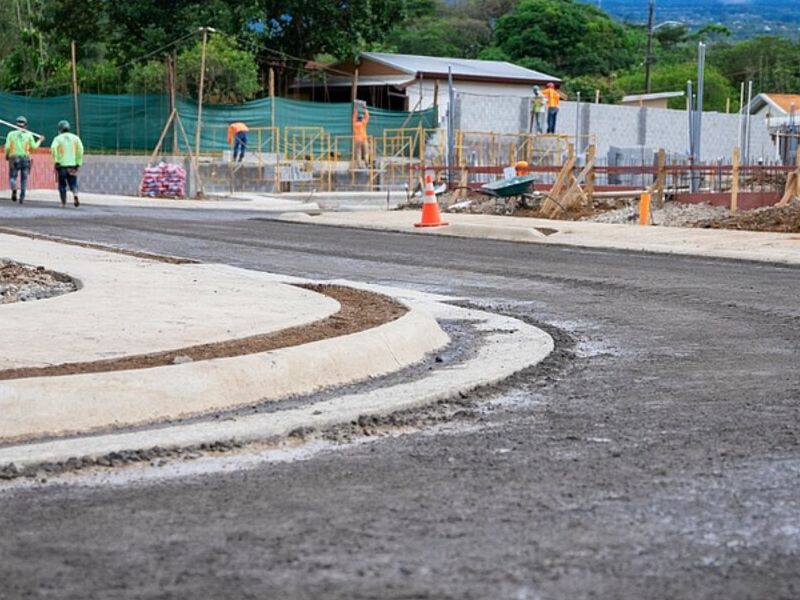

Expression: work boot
xmin=73 ymin=195 xmax=80 ymax=208
xmin=11 ymin=190 xmax=16 ymax=202
xmin=18 ymin=194 xmax=24 ymax=204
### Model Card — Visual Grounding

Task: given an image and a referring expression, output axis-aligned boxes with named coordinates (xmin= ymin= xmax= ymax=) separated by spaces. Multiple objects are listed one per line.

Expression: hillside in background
xmin=584 ymin=0 xmax=800 ymax=38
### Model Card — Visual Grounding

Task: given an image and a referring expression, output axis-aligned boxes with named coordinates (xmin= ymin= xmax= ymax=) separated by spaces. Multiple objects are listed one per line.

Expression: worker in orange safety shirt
xmin=227 ymin=121 xmax=249 ymax=162
xmin=352 ymin=101 xmax=370 ymax=168
xmin=542 ymin=83 xmax=565 ymax=134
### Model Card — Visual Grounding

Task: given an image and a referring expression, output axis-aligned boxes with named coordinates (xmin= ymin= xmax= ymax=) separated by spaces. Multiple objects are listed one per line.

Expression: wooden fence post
xmin=731 ymin=146 xmax=740 ymax=213
xmin=656 ymin=148 xmax=666 ymax=208
xmin=585 ymin=144 xmax=596 ymax=207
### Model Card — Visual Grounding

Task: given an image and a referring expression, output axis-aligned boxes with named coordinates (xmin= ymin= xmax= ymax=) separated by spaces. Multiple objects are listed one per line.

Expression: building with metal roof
xmin=294 ymin=51 xmax=560 ymax=112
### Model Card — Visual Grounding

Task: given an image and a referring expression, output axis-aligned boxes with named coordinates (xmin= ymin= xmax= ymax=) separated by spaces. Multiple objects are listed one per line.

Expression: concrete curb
xmin=0 ymin=298 xmax=553 ymax=469
xmin=0 ymin=306 xmax=448 ymax=443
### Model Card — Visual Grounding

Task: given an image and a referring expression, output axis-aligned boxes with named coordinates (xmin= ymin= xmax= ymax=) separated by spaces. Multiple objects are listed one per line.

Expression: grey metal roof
xmin=621 ymin=91 xmax=684 ymax=103
xmin=361 ymin=52 xmax=560 ymax=83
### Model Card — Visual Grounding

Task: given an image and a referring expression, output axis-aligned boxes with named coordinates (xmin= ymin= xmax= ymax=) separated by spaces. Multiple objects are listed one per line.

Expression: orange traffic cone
xmin=414 ymin=175 xmax=449 ymax=228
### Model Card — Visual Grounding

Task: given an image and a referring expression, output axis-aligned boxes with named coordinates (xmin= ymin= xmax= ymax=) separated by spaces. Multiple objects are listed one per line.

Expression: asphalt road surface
xmin=2 ymin=201 xmax=799 ymax=600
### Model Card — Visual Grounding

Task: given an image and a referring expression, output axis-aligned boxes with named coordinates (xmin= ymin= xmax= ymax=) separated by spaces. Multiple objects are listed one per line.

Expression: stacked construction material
xmin=140 ymin=162 xmax=186 ymax=198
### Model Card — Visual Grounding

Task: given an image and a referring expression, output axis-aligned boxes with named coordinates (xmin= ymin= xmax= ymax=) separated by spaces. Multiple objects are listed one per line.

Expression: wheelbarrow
xmin=476 ymin=174 xmax=537 ymax=211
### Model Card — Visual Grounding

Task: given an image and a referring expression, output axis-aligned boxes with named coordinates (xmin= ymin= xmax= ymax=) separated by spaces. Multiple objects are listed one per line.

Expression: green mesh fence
xmin=0 ymin=92 xmax=437 ymax=156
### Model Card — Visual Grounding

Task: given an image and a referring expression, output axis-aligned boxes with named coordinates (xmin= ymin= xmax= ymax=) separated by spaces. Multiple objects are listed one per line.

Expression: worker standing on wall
xmin=50 ymin=120 xmax=83 ymax=208
xmin=352 ymin=101 xmax=370 ymax=168
xmin=4 ymin=116 xmax=44 ymax=204
xmin=227 ymin=121 xmax=249 ymax=163
xmin=530 ymin=86 xmax=545 ymax=134
xmin=542 ymin=83 xmax=564 ymax=134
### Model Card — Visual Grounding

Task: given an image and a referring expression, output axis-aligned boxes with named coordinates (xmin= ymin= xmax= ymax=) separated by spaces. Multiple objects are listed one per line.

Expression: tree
xmin=176 ymin=34 xmax=259 ymax=102
xmin=617 ymin=62 xmax=736 ymax=112
xmin=486 ymin=0 xmax=645 ymax=77
xmin=127 ymin=34 xmax=259 ymax=102
xmin=710 ymin=35 xmax=800 ymax=93
xmin=563 ymin=74 xmax=624 ymax=104
xmin=384 ymin=16 xmax=492 ymax=58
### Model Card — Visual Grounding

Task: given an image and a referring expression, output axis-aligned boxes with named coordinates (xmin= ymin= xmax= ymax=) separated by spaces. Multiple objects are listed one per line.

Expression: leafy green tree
xmin=617 ymin=62 xmax=735 ymax=112
xmin=563 ymin=74 xmax=624 ymax=104
xmin=486 ymin=0 xmax=645 ymax=77
xmin=384 ymin=16 xmax=491 ymax=58
xmin=176 ymin=35 xmax=259 ymax=102
xmin=709 ymin=35 xmax=800 ymax=93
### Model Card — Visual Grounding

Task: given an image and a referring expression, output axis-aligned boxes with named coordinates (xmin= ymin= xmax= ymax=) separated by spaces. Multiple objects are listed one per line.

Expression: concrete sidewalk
xmin=0 ymin=234 xmax=338 ymax=370
xmin=278 ymin=210 xmax=800 ymax=266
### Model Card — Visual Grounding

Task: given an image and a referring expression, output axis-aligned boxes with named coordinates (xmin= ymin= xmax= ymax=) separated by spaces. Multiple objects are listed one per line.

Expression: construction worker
xmin=530 ymin=86 xmax=545 ymax=134
xmin=50 ymin=120 xmax=84 ymax=208
xmin=542 ymin=82 xmax=564 ymax=134
xmin=352 ymin=101 xmax=370 ymax=168
xmin=227 ymin=121 xmax=249 ymax=162
xmin=4 ymin=116 xmax=44 ymax=204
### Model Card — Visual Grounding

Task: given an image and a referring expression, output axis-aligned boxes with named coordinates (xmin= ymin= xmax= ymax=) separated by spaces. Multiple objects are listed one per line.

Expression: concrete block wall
xmin=558 ymin=101 xmax=776 ymax=163
xmin=457 ymin=92 xmax=777 ymax=164
xmin=80 ymin=155 xmax=196 ymax=197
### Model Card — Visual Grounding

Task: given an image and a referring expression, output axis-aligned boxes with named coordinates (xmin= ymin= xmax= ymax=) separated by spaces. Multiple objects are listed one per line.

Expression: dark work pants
xmin=9 ymin=156 xmax=30 ymax=199
xmin=233 ymin=131 xmax=248 ymax=161
xmin=56 ymin=166 xmax=79 ymax=203
xmin=547 ymin=107 xmax=559 ymax=134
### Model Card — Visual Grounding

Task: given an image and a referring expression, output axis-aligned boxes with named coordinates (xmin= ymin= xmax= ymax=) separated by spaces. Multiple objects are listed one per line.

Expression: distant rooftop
xmin=359 ymin=52 xmax=560 ymax=84
xmin=752 ymin=93 xmax=800 ymax=114
xmin=621 ymin=91 xmax=685 ymax=103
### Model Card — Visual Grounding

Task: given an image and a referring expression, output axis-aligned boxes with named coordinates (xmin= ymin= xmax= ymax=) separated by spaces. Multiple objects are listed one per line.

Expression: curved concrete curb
xmin=0 ymin=293 xmax=554 ymax=469
xmin=0 ymin=306 xmax=448 ymax=443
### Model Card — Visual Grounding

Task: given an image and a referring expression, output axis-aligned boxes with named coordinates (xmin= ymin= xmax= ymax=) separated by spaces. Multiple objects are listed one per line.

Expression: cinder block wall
xmin=79 ymin=155 xmax=195 ymax=197
xmin=557 ymin=101 xmax=775 ymax=163
xmin=457 ymin=93 xmax=776 ymax=164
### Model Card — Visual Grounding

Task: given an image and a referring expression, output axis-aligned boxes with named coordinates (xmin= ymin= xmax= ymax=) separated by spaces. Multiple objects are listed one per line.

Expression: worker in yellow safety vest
xmin=4 ymin=116 xmax=44 ymax=204
xmin=50 ymin=120 xmax=84 ymax=208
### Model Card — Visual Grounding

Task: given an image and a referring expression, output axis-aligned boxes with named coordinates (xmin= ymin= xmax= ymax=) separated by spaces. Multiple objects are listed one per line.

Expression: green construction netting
xmin=0 ymin=92 xmax=438 ymax=156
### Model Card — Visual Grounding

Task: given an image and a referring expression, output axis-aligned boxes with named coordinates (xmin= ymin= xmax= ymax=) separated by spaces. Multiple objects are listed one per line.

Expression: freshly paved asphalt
xmin=2 ymin=200 xmax=799 ymax=600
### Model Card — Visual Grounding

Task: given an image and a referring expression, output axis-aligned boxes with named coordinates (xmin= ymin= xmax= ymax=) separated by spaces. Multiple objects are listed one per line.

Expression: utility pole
xmin=644 ymin=0 xmax=655 ymax=94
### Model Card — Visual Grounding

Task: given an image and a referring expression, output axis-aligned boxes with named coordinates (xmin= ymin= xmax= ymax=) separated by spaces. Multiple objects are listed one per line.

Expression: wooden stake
xmin=585 ymin=144 xmax=596 ymax=207
xmin=351 ymin=68 xmax=359 ymax=102
xmin=70 ymin=40 xmax=81 ymax=137
xmin=269 ymin=67 xmax=276 ymax=134
xmin=731 ymin=146 xmax=740 ymax=213
xmin=195 ymin=27 xmax=209 ymax=169
xmin=655 ymin=148 xmax=666 ymax=208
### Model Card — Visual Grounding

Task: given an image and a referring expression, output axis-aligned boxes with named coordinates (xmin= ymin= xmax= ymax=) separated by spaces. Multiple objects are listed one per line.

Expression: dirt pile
xmin=694 ymin=203 xmax=800 ymax=233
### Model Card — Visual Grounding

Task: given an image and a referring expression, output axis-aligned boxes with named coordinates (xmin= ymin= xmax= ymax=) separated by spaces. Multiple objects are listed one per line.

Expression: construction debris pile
xmin=694 ymin=200 xmax=800 ymax=233
xmin=140 ymin=162 xmax=187 ymax=198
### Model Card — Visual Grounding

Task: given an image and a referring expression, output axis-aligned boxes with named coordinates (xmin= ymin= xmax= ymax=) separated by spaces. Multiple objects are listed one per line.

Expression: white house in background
xmin=746 ymin=93 xmax=800 ymax=164
xmin=293 ymin=52 xmax=560 ymax=133
xmin=747 ymin=92 xmax=800 ymax=128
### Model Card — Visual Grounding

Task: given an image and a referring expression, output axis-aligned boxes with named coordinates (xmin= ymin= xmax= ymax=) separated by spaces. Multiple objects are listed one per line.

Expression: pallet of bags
xmin=139 ymin=162 xmax=186 ymax=198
